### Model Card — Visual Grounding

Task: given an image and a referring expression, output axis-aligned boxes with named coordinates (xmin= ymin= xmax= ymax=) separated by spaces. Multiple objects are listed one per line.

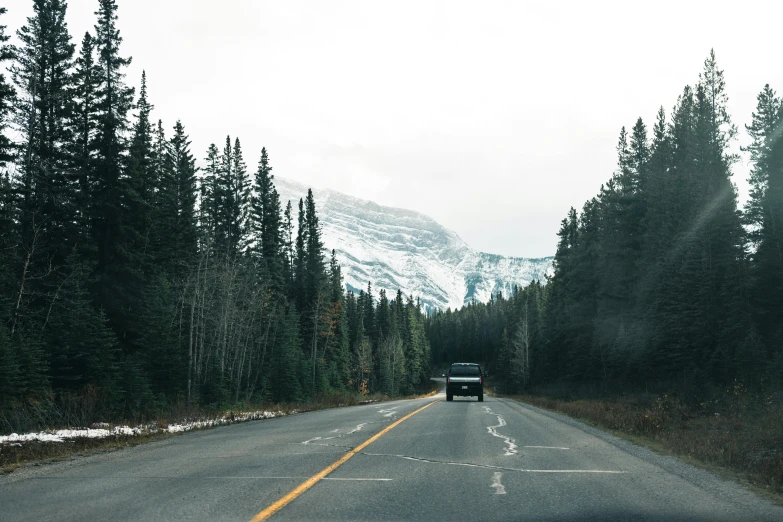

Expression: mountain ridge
xmin=274 ymin=176 xmax=553 ymax=311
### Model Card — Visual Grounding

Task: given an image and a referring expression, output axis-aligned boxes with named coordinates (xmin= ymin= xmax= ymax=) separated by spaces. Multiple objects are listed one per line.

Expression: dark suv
xmin=446 ymin=363 xmax=483 ymax=401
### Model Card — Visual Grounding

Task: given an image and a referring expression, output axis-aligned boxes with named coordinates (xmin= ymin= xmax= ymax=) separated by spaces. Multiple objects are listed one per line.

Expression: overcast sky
xmin=5 ymin=0 xmax=783 ymax=257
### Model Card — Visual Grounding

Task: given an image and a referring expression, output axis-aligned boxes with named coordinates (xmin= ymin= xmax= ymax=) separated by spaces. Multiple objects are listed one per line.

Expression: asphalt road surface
xmin=2 ymin=381 xmax=781 ymax=521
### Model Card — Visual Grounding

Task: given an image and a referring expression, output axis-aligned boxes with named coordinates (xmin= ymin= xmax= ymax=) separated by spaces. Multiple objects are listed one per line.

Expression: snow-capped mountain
xmin=275 ymin=177 xmax=553 ymax=312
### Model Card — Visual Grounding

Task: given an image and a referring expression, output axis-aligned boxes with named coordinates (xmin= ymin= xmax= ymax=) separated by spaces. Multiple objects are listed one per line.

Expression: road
xmin=1 ymin=381 xmax=781 ymax=521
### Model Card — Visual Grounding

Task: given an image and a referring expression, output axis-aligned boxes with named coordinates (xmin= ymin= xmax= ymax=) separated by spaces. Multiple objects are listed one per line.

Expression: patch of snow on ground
xmin=0 ymin=410 xmax=285 ymax=445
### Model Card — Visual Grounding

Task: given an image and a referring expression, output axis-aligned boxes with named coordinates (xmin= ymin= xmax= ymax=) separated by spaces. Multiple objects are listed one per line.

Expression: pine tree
xmin=328 ymin=251 xmax=350 ymax=388
xmin=294 ymin=198 xmax=307 ymax=312
xmin=282 ymin=199 xmax=294 ymax=293
xmin=127 ymin=71 xmax=154 ymax=206
xmin=268 ymin=188 xmax=284 ymax=276
xmin=149 ymin=119 xmax=174 ymax=264
xmin=403 ymin=295 xmax=425 ymax=392
xmin=11 ymin=0 xmax=76 ymax=273
xmin=691 ymin=51 xmax=746 ymax=378
xmin=364 ymin=281 xmax=376 ymax=343
xmin=215 ymin=137 xmax=249 ymax=258
xmin=744 ymin=84 xmax=783 ymax=348
xmin=125 ymin=71 xmax=155 ymax=275
xmin=640 ymin=107 xmax=673 ymax=266
xmin=630 ymin=118 xmax=650 ymax=188
xmin=744 ymin=85 xmax=781 ymax=245
xmin=230 ymin=138 xmax=250 ymax=251
xmin=0 ymin=6 xmax=17 ymax=305
xmin=200 ymin=142 xmax=221 ymax=246
xmin=6 ymin=0 xmax=78 ymax=397
xmin=298 ymin=189 xmax=327 ymax=395
xmin=0 ymin=8 xmax=15 ymax=405
xmin=217 ymin=137 xmax=233 ymax=254
xmin=364 ymin=281 xmax=378 ymax=387
xmin=250 ymin=147 xmax=283 ymax=287
xmin=167 ymin=120 xmax=198 ymax=271
xmin=376 ymin=289 xmax=390 ymax=343
xmin=69 ymin=32 xmax=100 ymax=239
xmin=0 ymin=7 xmax=15 ymax=167
xmin=543 ymin=208 xmax=579 ymax=381
xmin=304 ymin=189 xmax=326 ymax=302
xmin=250 ymin=148 xmax=272 ymax=255
xmin=92 ymin=0 xmax=136 ymax=330
xmin=593 ymin=122 xmax=647 ymax=367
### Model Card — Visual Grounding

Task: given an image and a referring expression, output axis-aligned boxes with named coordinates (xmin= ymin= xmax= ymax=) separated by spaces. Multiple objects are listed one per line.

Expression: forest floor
xmin=0 ymin=384 xmax=439 ymax=474
xmin=494 ymin=386 xmax=783 ymax=503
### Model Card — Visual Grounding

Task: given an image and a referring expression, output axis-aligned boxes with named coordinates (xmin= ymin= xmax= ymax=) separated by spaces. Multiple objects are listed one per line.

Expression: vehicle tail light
xmin=479 ymin=375 xmax=483 ymax=385
xmin=446 ymin=376 xmax=450 ymax=385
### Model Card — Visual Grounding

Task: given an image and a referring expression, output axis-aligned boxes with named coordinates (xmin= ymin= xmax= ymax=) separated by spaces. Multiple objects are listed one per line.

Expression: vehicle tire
xmin=478 ymin=393 xmax=484 ymax=402
xmin=446 ymin=392 xmax=453 ymax=401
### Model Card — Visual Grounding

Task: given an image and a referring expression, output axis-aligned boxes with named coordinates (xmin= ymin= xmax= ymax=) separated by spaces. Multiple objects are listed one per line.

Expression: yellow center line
xmin=249 ymin=400 xmax=439 ymax=521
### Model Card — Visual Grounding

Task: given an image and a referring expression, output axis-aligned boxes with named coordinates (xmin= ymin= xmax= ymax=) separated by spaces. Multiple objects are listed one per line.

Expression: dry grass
xmin=0 ymin=432 xmax=177 ymax=474
xmin=500 ymin=385 xmax=783 ymax=497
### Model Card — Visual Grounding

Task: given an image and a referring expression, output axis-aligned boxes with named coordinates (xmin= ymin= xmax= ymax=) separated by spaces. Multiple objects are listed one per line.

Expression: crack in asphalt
xmin=288 ymin=442 xmax=355 ymax=449
xmin=297 ymin=418 xmax=393 ymax=447
xmin=358 ymin=452 xmax=626 ymax=474
xmin=483 ymin=406 xmax=519 ymax=456
xmin=376 ymin=406 xmax=400 ymax=418
xmin=491 ymin=472 xmax=506 ymax=494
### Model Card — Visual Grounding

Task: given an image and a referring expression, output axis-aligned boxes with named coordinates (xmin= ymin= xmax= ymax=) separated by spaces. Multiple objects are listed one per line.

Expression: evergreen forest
xmin=0 ymin=0 xmax=431 ymax=431
xmin=427 ymin=51 xmax=783 ymax=397
xmin=2 ymin=1 xmax=781 ymax=433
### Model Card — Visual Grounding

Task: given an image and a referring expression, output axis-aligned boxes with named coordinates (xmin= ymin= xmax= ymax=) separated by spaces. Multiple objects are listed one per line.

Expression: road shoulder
xmin=494 ymin=395 xmax=783 ymax=513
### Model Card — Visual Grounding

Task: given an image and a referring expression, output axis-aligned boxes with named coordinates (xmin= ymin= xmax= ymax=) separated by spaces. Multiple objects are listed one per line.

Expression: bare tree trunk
xmin=178 ymin=289 xmax=186 ymax=390
xmin=11 ymin=224 xmax=39 ymax=336
xmin=521 ymin=297 xmax=530 ymax=386
xmin=311 ymin=290 xmax=324 ymax=396
xmin=391 ymin=343 xmax=395 ymax=397
xmin=235 ymin=300 xmax=257 ymax=404
xmin=511 ymin=296 xmax=531 ymax=390
xmin=188 ymin=260 xmax=201 ymax=408
xmin=197 ymin=248 xmax=211 ymax=383
xmin=42 ymin=267 xmax=71 ymax=333
xmin=247 ymin=305 xmax=275 ymax=402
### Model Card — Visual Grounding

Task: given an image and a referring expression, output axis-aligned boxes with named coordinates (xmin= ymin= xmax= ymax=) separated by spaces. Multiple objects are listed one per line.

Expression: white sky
xmin=5 ymin=0 xmax=783 ymax=257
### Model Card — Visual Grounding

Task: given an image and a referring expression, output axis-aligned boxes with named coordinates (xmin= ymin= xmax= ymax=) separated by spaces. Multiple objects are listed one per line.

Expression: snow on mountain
xmin=274 ymin=177 xmax=553 ymax=312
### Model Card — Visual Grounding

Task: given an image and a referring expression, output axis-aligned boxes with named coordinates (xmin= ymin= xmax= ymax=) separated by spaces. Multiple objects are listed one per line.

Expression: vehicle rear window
xmin=450 ymin=365 xmax=480 ymax=376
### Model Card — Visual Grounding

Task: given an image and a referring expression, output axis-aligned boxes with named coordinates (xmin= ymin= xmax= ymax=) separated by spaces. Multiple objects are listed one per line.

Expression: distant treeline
xmin=427 ymin=51 xmax=783 ymax=395
xmin=0 ymin=0 xmax=430 ymax=427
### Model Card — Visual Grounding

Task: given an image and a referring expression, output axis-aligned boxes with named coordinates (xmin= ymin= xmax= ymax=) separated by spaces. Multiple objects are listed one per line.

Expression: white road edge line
xmin=525 ymin=446 xmax=570 ymax=450
xmin=491 ymin=472 xmax=506 ymax=494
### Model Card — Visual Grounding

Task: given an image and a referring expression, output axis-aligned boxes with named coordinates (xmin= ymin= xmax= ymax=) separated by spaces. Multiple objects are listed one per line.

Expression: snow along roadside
xmin=0 ymin=410 xmax=287 ymax=445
